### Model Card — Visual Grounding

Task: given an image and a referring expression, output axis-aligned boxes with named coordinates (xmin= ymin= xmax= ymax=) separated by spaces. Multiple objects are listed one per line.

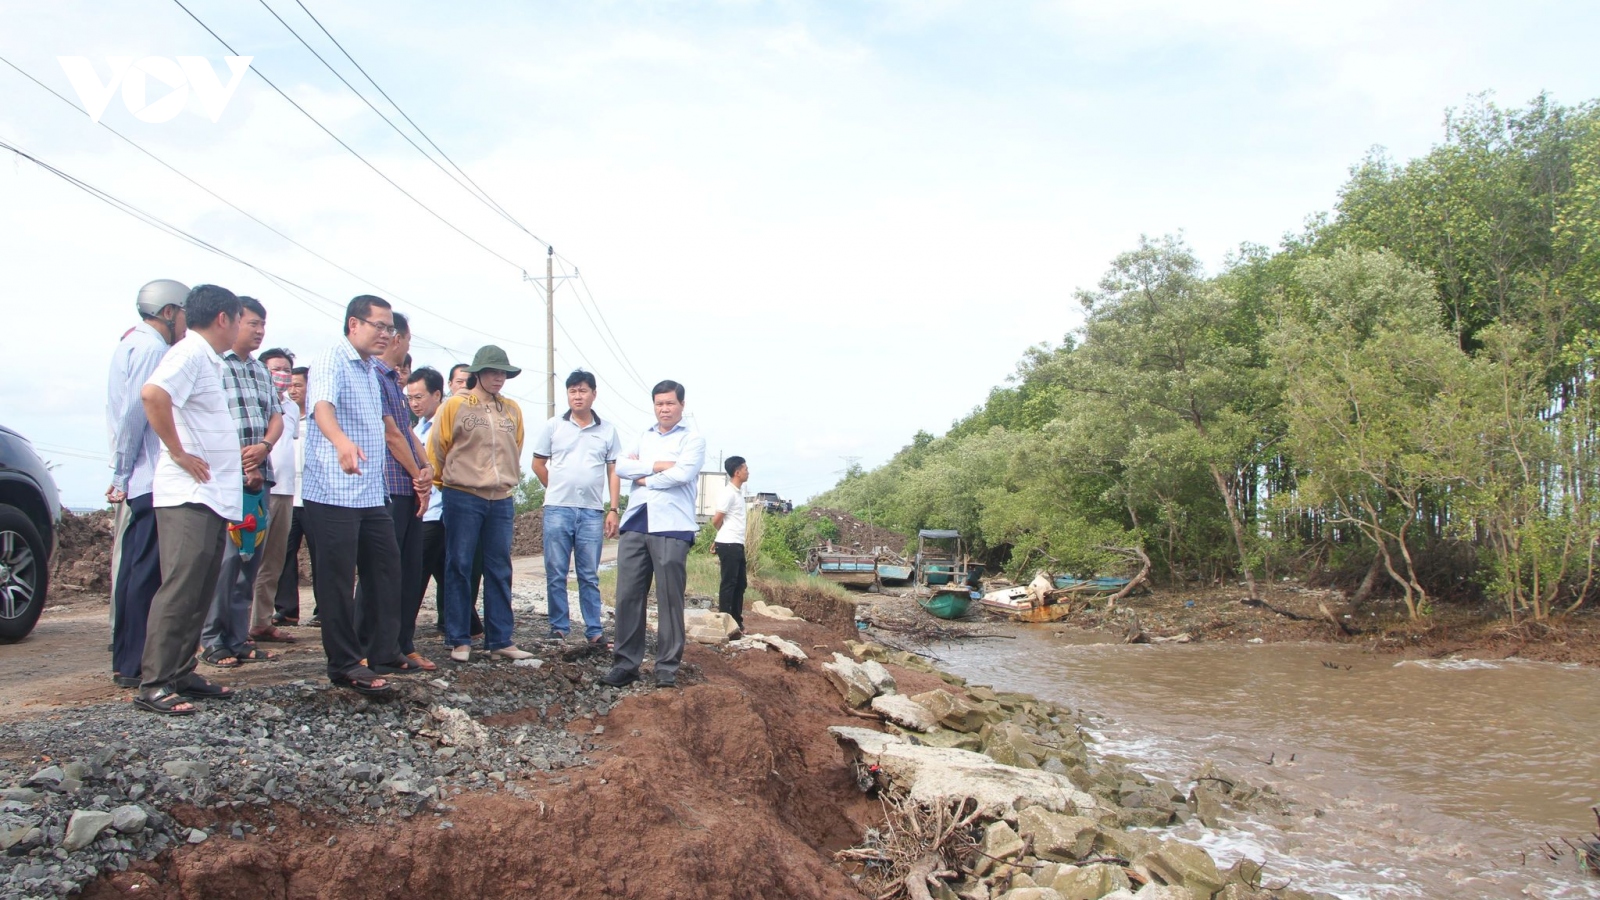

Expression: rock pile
xmin=0 ymin=642 xmax=633 ymax=899
xmin=824 ymin=640 xmax=1327 ymax=900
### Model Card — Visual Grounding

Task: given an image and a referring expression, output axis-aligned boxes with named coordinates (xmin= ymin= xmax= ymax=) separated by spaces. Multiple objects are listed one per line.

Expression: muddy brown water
xmin=925 ymin=627 xmax=1600 ymax=899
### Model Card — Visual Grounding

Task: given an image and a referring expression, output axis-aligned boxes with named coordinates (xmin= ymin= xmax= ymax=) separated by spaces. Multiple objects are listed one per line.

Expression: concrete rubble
xmin=833 ymin=639 xmax=1331 ymax=900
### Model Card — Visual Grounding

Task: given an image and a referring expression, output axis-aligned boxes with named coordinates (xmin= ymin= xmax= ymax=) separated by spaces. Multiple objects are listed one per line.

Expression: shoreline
xmin=3 ymin=579 xmax=1359 ymax=900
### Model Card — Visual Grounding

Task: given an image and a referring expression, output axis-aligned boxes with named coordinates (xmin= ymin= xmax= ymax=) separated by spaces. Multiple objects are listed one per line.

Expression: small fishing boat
xmin=807 ymin=545 xmax=880 ymax=588
xmin=918 ymin=587 xmax=978 ymax=620
xmin=876 ymin=559 xmax=914 ymax=585
xmin=1052 ymin=575 xmax=1133 ymax=593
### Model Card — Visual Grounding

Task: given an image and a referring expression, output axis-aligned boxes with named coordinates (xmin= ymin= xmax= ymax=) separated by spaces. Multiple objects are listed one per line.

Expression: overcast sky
xmin=2 ymin=0 xmax=1597 ymax=509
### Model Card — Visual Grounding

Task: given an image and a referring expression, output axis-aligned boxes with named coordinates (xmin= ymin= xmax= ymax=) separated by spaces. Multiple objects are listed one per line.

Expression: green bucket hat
xmin=466 ymin=345 xmax=521 ymax=378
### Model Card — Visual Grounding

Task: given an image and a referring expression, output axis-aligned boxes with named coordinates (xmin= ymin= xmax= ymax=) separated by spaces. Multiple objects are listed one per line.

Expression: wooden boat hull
xmin=919 ymin=589 xmax=976 ymax=620
xmin=877 ymin=564 xmax=913 ymax=584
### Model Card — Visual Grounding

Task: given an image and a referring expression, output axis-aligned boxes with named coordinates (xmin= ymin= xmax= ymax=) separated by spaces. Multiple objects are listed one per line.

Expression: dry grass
xmin=836 ymin=793 xmax=983 ymax=900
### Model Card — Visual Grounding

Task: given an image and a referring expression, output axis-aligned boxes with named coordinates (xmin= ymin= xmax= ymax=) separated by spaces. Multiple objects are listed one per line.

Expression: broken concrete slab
xmin=430 ymin=705 xmax=489 ymax=751
xmin=1016 ymin=807 xmax=1098 ymax=861
xmin=1050 ymin=862 xmax=1132 ymax=900
xmin=750 ymin=600 xmax=799 ymax=620
xmin=830 ymin=727 xmax=1099 ymax=819
xmin=871 ymin=694 xmax=937 ymax=732
xmin=977 ymin=820 xmax=1026 ymax=875
xmin=823 ymin=653 xmax=879 ymax=707
xmin=684 ymin=609 xmax=740 ymax=644
xmin=910 ymin=689 xmax=986 ymax=732
xmin=860 ymin=659 xmax=896 ymax=695
xmin=1133 ymin=841 xmax=1225 ymax=900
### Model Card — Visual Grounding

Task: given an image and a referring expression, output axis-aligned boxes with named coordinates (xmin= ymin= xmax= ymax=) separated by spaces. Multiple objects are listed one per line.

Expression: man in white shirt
xmin=601 ymin=380 xmax=705 ymax=689
xmin=711 ymin=456 xmax=750 ymax=629
xmin=531 ymin=370 xmax=621 ymax=647
xmin=105 ymin=278 xmax=188 ymax=687
xmin=249 ymin=347 xmax=300 ymax=644
xmin=135 ymin=284 xmax=245 ymax=715
xmin=272 ymin=366 xmax=315 ymax=626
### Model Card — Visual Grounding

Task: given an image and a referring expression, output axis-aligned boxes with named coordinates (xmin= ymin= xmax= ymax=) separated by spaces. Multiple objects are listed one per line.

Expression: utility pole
xmin=546 ymin=245 xmax=555 ymax=420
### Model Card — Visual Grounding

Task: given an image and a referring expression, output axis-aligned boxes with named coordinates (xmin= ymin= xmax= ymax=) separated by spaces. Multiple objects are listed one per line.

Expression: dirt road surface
xmin=0 ymin=544 xmax=618 ymax=722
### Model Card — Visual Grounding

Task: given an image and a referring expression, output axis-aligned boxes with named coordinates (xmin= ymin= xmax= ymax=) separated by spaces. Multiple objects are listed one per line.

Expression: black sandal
xmin=370 ymin=657 xmax=423 ymax=675
xmin=587 ymin=634 xmax=615 ymax=653
xmin=199 ymin=647 xmax=242 ymax=668
xmin=133 ymin=688 xmax=197 ymax=716
xmin=177 ymin=673 xmax=237 ymax=701
xmin=234 ymin=644 xmax=279 ymax=663
xmin=330 ymin=667 xmax=392 ymax=696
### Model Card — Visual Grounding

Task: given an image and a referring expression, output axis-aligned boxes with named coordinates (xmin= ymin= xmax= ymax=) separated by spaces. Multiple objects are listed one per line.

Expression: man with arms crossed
xmin=135 ymin=284 xmax=244 ymax=714
xmin=601 ymin=381 xmax=705 ymax=688
xmin=106 ymin=278 xmax=187 ymax=687
xmin=532 ymin=370 xmax=621 ymax=648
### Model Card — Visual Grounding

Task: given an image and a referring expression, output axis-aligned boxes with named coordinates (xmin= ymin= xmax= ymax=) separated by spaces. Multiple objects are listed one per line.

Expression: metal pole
xmin=546 ymin=245 xmax=555 ymax=420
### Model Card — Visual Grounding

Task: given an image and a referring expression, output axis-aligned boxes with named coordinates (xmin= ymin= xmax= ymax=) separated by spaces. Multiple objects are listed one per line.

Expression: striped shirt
xmin=220 ymin=350 xmax=277 ymax=486
xmin=145 ymin=332 xmax=244 ymax=520
xmin=414 ymin=416 xmax=443 ymax=523
xmin=301 ymin=338 xmax=387 ymax=509
xmin=374 ymin=358 xmax=423 ymax=497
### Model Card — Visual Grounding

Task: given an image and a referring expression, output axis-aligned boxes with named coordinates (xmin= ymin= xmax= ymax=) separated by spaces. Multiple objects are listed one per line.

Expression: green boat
xmin=918 ymin=588 xmax=978 ymax=620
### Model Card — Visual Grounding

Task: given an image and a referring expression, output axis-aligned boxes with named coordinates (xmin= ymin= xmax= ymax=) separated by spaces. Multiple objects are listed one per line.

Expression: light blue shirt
xmin=301 ymin=338 xmax=387 ymax=509
xmin=414 ymin=416 xmax=443 ymax=523
xmin=107 ymin=322 xmax=170 ymax=496
xmin=616 ymin=422 xmax=706 ymax=535
xmin=532 ymin=410 xmax=619 ymax=511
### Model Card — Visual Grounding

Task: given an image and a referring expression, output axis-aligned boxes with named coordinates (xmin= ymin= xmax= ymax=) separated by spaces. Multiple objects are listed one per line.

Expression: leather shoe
xmin=599 ymin=667 xmax=639 ymax=687
xmin=654 ymin=674 xmax=677 ymax=689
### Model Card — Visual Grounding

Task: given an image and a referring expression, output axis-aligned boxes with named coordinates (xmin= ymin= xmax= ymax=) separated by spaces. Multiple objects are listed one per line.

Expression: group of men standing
xmin=106 ymin=279 xmax=746 ymax=713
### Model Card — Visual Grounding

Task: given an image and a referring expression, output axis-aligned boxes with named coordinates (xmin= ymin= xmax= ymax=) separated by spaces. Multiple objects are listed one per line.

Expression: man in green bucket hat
xmin=427 ymin=345 xmax=538 ymax=663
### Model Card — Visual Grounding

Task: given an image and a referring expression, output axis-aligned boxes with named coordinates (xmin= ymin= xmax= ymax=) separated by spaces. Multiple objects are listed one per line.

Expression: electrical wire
xmin=290 ymin=0 xmax=540 ymax=241
xmin=551 ymin=258 xmax=650 ymax=392
xmin=556 ymin=254 xmax=651 ymax=390
xmin=254 ymin=0 xmax=541 ymax=241
xmin=0 ymin=52 xmax=551 ymax=353
xmin=170 ymin=0 xmax=533 ymax=274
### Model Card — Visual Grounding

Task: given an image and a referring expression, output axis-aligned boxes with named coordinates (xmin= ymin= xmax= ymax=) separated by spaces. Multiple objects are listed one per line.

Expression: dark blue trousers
xmin=111 ymin=493 xmax=161 ymax=678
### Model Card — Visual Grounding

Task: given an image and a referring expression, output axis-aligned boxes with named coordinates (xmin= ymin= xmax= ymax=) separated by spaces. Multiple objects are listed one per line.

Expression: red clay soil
xmin=804 ymin=508 xmax=909 ymax=555
xmin=82 ymin=614 xmax=894 ymax=900
xmin=511 ymin=510 xmax=544 ymax=557
xmin=51 ymin=508 xmax=116 ymax=594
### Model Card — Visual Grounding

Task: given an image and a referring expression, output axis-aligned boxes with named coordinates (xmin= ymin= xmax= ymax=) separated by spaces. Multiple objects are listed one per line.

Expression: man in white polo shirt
xmin=531 ymin=370 xmax=621 ymax=648
xmin=135 ymin=284 xmax=245 ymax=715
xmin=711 ymin=456 xmax=750 ymax=629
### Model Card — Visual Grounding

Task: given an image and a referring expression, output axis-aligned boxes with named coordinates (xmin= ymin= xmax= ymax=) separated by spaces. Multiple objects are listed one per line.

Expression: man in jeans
xmin=199 ymin=297 xmax=283 ymax=668
xmin=531 ymin=370 xmax=620 ymax=648
xmin=135 ymin=284 xmax=244 ymax=714
xmin=300 ymin=295 xmax=407 ymax=694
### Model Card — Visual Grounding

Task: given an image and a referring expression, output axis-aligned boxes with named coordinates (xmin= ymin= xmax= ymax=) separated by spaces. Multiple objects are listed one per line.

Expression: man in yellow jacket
xmin=428 ymin=345 xmax=538 ymax=663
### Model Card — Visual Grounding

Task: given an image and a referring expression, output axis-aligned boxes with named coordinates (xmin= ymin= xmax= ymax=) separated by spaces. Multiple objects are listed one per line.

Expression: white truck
xmin=695 ymin=470 xmax=732 ymax=524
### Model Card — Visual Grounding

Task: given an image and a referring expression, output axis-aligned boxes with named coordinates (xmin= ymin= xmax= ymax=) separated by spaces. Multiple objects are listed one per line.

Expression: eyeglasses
xmin=359 ymin=318 xmax=399 ymax=336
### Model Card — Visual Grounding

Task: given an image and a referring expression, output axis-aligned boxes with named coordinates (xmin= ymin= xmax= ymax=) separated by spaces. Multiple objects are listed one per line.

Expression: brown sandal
xmin=249 ymin=626 xmax=297 ymax=643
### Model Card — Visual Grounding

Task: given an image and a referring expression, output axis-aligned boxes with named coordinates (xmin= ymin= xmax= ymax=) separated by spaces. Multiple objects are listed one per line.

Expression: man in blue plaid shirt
xmin=301 ymin=295 xmax=418 ymax=695
xmin=199 ymin=296 xmax=283 ymax=668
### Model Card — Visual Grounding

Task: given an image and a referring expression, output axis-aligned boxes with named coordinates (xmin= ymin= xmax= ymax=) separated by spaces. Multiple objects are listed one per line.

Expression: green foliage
xmin=513 ymin=475 xmax=545 ymax=515
xmin=812 ymin=95 xmax=1600 ymax=619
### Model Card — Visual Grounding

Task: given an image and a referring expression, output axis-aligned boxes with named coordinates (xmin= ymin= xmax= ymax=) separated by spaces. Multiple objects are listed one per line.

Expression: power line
xmin=0 ymin=52 xmax=550 ymax=354
xmin=551 ymin=259 xmax=650 ymax=392
xmin=556 ymin=254 xmax=651 ymax=390
xmin=254 ymin=0 xmax=540 ymax=241
xmin=170 ymin=0 xmax=533 ymax=274
xmin=0 ymin=134 xmax=540 ymax=372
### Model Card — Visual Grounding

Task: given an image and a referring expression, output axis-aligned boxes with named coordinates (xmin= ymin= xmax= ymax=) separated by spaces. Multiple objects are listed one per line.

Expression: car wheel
xmin=0 ymin=505 xmax=48 ymax=641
